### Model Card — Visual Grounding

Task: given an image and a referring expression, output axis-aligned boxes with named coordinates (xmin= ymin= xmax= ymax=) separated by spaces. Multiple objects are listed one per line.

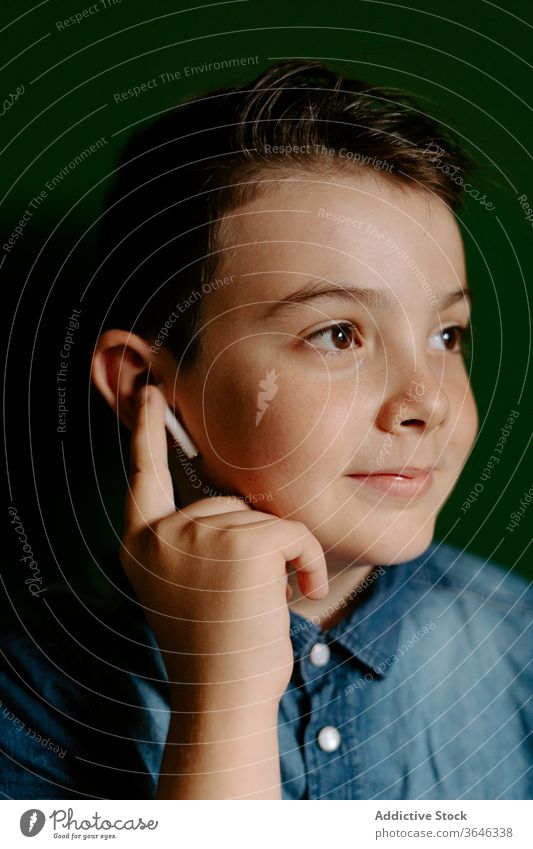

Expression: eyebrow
xmin=259 ymin=279 xmax=473 ymax=319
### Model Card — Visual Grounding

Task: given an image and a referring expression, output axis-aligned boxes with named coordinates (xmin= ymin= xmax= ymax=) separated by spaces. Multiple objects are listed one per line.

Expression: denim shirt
xmin=1 ymin=541 xmax=532 ymax=799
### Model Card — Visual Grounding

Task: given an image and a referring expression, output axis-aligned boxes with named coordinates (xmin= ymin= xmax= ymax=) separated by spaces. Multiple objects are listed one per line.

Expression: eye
xmin=430 ymin=323 xmax=472 ymax=354
xmin=302 ymin=322 xmax=360 ymax=356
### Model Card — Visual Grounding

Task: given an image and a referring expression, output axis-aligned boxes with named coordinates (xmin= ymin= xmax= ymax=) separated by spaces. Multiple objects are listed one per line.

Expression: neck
xmin=287 ymin=559 xmax=378 ymax=632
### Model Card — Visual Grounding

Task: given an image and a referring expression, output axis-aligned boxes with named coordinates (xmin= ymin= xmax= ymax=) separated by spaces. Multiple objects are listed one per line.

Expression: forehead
xmin=205 ymin=170 xmax=466 ymax=315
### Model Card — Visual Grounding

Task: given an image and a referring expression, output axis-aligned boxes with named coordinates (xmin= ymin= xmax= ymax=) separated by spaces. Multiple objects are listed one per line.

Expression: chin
xmin=324 ymin=520 xmax=436 ymax=568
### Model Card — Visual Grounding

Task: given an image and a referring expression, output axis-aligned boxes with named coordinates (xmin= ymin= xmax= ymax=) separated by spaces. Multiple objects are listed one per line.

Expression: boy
xmin=2 ymin=60 xmax=531 ymax=800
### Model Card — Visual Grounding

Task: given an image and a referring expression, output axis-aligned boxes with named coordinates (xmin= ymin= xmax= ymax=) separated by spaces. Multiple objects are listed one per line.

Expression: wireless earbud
xmin=157 ymin=383 xmax=199 ymax=460
xmin=164 ymin=404 xmax=199 ymax=459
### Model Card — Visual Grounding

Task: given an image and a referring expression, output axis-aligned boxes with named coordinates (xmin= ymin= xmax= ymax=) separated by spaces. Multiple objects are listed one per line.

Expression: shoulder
xmin=408 ymin=540 xmax=533 ymax=623
xmin=0 ymin=625 xmax=89 ymax=798
xmin=0 ymin=600 xmax=169 ymax=799
xmin=394 ymin=541 xmax=533 ymax=689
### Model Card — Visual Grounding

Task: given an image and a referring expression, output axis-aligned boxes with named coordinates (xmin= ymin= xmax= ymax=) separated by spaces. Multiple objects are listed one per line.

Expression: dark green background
xmin=3 ymin=0 xmax=532 ymax=623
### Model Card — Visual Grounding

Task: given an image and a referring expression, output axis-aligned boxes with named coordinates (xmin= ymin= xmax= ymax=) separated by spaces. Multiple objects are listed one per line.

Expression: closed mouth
xmin=347 ymin=468 xmax=435 ymax=498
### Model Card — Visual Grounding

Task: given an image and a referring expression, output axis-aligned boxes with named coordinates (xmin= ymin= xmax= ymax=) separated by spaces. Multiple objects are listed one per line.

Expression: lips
xmin=347 ymin=467 xmax=435 ymax=498
xmin=359 ymin=467 xmax=434 ymax=478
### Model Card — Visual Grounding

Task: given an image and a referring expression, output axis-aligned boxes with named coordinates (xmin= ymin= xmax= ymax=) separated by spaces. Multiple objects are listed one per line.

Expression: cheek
xmin=448 ymin=383 xmax=479 ymax=465
xmin=201 ymin=350 xmax=357 ymax=470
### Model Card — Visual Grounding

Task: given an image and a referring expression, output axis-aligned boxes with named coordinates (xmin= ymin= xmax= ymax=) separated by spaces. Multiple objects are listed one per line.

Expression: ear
xmin=91 ymin=329 xmax=160 ymax=430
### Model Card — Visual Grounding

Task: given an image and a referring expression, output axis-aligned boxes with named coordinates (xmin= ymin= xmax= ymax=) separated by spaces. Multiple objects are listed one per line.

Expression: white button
xmin=309 ymin=642 xmax=331 ymax=667
xmin=317 ymin=725 xmax=342 ymax=753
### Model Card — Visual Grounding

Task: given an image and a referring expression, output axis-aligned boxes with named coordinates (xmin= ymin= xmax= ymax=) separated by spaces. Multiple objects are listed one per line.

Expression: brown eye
xmin=429 ymin=323 xmax=471 ymax=355
xmin=441 ymin=325 xmax=470 ymax=352
xmin=304 ymin=322 xmax=359 ymax=354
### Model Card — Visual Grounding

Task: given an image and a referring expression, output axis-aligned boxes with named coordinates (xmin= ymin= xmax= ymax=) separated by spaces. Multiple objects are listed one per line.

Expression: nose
xmin=376 ymin=365 xmax=449 ymax=435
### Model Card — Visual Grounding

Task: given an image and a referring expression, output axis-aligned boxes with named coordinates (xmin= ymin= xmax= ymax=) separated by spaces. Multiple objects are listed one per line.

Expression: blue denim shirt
xmin=1 ymin=541 xmax=531 ymax=799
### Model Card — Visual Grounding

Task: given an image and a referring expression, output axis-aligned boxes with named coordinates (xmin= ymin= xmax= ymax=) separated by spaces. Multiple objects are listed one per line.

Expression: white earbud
xmin=164 ymin=404 xmax=199 ymax=460
xmin=157 ymin=383 xmax=199 ymax=459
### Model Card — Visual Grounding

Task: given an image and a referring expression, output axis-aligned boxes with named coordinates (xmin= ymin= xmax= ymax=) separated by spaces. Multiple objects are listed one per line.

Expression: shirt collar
xmin=288 ymin=543 xmax=433 ymax=678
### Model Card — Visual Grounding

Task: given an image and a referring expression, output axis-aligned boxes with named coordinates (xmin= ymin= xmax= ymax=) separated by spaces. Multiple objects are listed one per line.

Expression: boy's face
xmin=175 ymin=169 xmax=478 ymax=567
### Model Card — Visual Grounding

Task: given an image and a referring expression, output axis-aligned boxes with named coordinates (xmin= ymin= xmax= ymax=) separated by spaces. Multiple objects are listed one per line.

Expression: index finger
xmin=276 ymin=520 xmax=330 ymax=600
xmin=124 ymin=384 xmax=176 ymax=536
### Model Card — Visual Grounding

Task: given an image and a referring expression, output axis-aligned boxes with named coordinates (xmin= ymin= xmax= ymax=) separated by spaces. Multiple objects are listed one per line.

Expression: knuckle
xmin=218 ymin=526 xmax=249 ymax=557
xmin=181 ymin=517 xmax=211 ymax=549
xmin=127 ymin=464 xmax=150 ymax=484
xmin=219 ymin=527 xmax=270 ymax=566
xmin=289 ymin=520 xmax=311 ymax=539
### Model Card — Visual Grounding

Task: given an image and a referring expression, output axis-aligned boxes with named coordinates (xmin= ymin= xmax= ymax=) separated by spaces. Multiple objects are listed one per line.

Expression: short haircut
xmin=96 ymin=59 xmax=475 ymax=368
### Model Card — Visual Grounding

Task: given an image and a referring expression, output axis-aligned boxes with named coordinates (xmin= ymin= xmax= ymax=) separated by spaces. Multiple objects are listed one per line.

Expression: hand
xmin=120 ymin=384 xmax=329 ymax=710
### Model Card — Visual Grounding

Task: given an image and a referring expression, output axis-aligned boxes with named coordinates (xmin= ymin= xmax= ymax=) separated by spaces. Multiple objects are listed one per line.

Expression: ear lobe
xmin=91 ymin=329 xmax=154 ymax=430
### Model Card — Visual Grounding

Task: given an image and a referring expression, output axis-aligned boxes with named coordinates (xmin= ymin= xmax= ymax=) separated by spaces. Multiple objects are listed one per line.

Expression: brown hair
xmin=96 ymin=59 xmax=475 ymax=367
